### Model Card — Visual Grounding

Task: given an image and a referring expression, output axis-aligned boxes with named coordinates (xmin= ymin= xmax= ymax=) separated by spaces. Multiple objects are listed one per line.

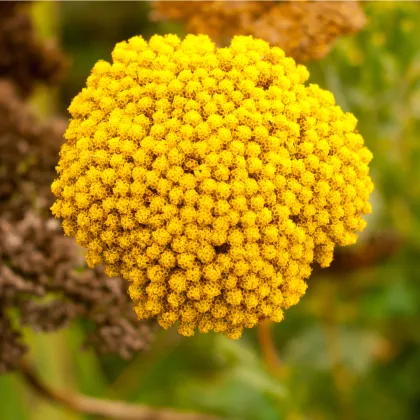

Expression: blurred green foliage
xmin=1 ymin=2 xmax=420 ymax=420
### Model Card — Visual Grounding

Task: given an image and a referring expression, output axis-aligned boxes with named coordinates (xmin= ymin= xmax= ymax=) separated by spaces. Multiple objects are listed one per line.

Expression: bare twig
xmin=20 ymin=360 xmax=221 ymax=420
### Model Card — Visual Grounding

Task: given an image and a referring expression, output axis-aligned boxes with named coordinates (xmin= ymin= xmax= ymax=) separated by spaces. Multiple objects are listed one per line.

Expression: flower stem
xmin=257 ymin=320 xmax=285 ymax=378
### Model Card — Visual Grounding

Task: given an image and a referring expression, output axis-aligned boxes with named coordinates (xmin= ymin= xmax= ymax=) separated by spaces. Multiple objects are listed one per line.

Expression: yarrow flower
xmin=151 ymin=1 xmax=366 ymax=62
xmin=51 ymin=34 xmax=373 ymax=339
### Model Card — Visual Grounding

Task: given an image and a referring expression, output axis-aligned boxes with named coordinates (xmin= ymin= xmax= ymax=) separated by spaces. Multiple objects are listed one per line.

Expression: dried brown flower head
xmin=151 ymin=1 xmax=366 ymax=62
xmin=0 ymin=313 xmax=27 ymax=374
xmin=0 ymin=80 xmax=155 ymax=372
xmin=0 ymin=2 xmax=68 ymax=97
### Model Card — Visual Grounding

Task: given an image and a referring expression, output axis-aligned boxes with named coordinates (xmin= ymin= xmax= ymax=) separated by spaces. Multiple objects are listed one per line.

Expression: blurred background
xmin=1 ymin=1 xmax=420 ymax=419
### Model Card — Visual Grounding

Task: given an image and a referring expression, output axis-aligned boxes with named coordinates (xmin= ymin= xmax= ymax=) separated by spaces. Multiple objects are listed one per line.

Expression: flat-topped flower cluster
xmin=51 ymin=34 xmax=373 ymax=338
xmin=151 ymin=1 xmax=366 ymax=62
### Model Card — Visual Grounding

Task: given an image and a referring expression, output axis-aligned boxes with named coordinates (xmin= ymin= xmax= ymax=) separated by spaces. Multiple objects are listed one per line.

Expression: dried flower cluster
xmin=0 ymin=3 xmax=155 ymax=372
xmin=0 ymin=2 xmax=67 ymax=97
xmin=151 ymin=1 xmax=366 ymax=62
xmin=0 ymin=80 xmax=155 ymax=372
xmin=52 ymin=34 xmax=373 ymax=339
xmin=0 ymin=313 xmax=27 ymax=375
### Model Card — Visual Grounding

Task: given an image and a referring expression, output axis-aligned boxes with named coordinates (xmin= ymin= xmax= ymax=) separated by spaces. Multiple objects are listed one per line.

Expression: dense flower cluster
xmin=0 ymin=80 xmax=155 ymax=372
xmin=0 ymin=2 xmax=67 ymax=97
xmin=0 ymin=312 xmax=26 ymax=374
xmin=151 ymin=1 xmax=366 ymax=62
xmin=52 ymin=34 xmax=373 ymax=338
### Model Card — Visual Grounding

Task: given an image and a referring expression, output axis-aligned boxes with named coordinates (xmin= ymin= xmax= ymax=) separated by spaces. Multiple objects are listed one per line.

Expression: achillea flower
xmin=151 ymin=1 xmax=366 ymax=62
xmin=0 ymin=312 xmax=26 ymax=374
xmin=0 ymin=2 xmax=67 ymax=97
xmin=52 ymin=34 xmax=373 ymax=339
xmin=0 ymin=80 xmax=155 ymax=371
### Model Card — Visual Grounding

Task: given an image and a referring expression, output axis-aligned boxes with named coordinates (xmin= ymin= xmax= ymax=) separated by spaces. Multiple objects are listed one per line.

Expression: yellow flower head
xmin=52 ymin=34 xmax=373 ymax=339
